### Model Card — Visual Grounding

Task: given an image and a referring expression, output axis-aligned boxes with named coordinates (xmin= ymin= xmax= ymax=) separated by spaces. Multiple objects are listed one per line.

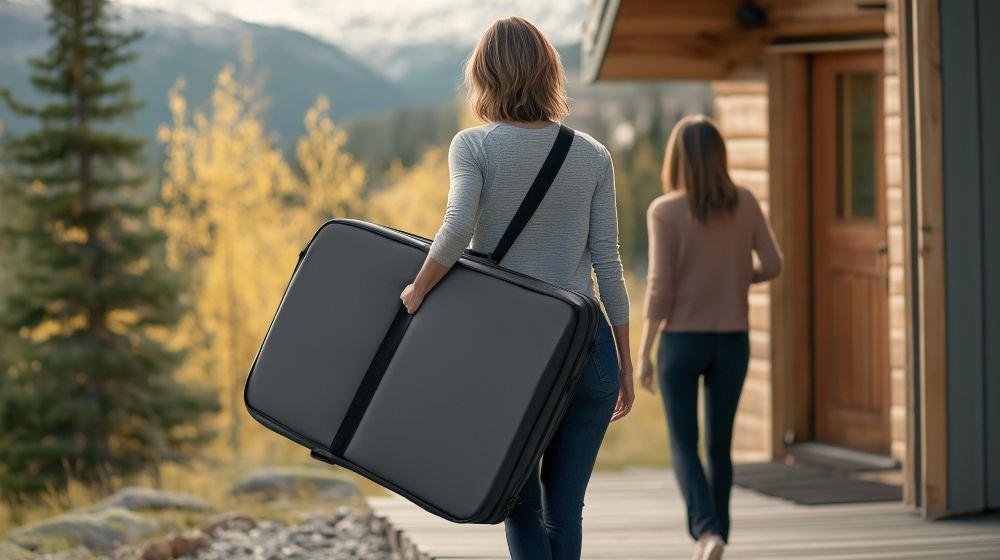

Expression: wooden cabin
xmin=582 ymin=0 xmax=998 ymax=518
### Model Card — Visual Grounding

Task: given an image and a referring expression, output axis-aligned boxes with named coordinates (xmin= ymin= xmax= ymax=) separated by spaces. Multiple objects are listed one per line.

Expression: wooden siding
xmin=885 ymin=0 xmax=923 ymax=509
xmin=883 ymin=5 xmax=909 ymax=465
xmin=713 ymin=80 xmax=773 ymax=460
xmin=720 ymin=46 xmax=908 ymax=464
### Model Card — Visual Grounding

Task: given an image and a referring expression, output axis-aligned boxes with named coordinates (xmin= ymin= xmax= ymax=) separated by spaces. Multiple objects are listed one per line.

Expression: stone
xmin=34 ymin=546 xmax=96 ymax=560
xmin=228 ymin=466 xmax=361 ymax=501
xmin=199 ymin=512 xmax=257 ymax=535
xmin=0 ymin=542 xmax=34 ymax=559
xmin=94 ymin=486 xmax=211 ymax=513
xmin=7 ymin=507 xmax=163 ymax=553
xmin=168 ymin=529 xmax=211 ymax=557
xmin=138 ymin=541 xmax=173 ymax=560
xmin=135 ymin=529 xmax=210 ymax=560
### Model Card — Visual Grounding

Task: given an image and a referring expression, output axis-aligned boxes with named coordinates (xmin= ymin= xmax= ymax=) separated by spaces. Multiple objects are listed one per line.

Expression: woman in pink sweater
xmin=637 ymin=115 xmax=782 ymax=560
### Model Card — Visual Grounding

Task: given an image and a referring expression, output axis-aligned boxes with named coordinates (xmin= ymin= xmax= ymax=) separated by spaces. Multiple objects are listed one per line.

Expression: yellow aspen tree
xmin=456 ymin=96 xmax=482 ymax=131
xmin=296 ymin=96 xmax=367 ymax=226
xmin=154 ymin=65 xmax=303 ymax=457
xmin=366 ymin=147 xmax=450 ymax=239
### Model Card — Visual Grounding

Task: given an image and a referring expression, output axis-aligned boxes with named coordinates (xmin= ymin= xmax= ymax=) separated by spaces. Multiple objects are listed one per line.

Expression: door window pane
xmin=836 ymin=72 xmax=877 ymax=219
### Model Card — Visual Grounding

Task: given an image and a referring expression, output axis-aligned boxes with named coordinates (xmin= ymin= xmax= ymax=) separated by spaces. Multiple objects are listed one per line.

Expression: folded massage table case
xmin=243 ymin=125 xmax=605 ymax=524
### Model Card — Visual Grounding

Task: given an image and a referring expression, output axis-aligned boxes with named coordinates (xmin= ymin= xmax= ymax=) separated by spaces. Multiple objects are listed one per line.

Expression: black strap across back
xmin=466 ymin=123 xmax=575 ymax=264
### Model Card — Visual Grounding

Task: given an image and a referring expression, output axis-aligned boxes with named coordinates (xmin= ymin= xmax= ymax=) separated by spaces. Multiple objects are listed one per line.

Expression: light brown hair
xmin=662 ymin=115 xmax=740 ymax=224
xmin=464 ymin=17 xmax=570 ymax=123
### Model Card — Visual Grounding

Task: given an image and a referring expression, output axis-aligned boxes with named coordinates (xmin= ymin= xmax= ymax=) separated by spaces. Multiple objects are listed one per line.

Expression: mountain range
xmin=0 ymin=0 xmax=714 ymax=188
xmin=0 ymin=1 xmax=586 ymax=146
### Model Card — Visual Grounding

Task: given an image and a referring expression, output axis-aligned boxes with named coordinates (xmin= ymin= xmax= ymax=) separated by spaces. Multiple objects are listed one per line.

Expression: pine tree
xmin=0 ymin=0 xmax=217 ymax=502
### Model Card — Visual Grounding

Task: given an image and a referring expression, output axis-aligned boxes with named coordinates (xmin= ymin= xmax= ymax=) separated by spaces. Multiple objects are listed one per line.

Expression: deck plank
xmin=367 ymin=468 xmax=1000 ymax=559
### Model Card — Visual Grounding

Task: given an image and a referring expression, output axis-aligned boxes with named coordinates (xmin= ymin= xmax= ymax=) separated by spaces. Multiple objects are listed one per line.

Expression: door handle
xmin=877 ymin=243 xmax=890 ymax=292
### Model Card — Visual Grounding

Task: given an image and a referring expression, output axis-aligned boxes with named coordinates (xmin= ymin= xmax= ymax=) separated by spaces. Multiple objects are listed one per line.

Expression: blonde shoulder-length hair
xmin=662 ymin=115 xmax=740 ymax=224
xmin=464 ymin=16 xmax=570 ymax=123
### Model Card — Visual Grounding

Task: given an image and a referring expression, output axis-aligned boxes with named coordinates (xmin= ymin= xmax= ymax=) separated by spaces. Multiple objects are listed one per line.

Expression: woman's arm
xmin=611 ymin=323 xmax=634 ymax=422
xmin=588 ymin=147 xmax=630 ymax=327
xmin=750 ymin=194 xmax=783 ymax=283
xmin=636 ymin=317 xmax=664 ymax=394
xmin=589 ymin=147 xmax=634 ymax=421
xmin=643 ymin=203 xmax=675 ymax=321
xmin=400 ymin=256 xmax=449 ymax=313
xmin=638 ymin=202 xmax=674 ymax=393
xmin=400 ymin=133 xmax=483 ymax=313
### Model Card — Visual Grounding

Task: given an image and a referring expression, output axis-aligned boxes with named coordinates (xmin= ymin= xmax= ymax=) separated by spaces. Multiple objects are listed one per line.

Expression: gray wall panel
xmin=941 ymin=0 xmax=985 ymax=513
xmin=978 ymin=0 xmax=1000 ymax=510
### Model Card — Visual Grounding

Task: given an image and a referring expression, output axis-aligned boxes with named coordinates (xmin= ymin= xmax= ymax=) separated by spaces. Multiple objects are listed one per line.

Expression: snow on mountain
xmin=116 ymin=0 xmax=589 ymax=78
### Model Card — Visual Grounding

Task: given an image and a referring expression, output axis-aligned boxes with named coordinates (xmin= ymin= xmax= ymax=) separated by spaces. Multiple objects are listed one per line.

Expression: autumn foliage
xmin=153 ymin=52 xmax=449 ymax=461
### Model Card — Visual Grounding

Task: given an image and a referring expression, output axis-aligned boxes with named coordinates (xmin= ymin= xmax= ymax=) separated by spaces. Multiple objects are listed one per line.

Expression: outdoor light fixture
xmin=737 ymin=0 xmax=768 ymax=29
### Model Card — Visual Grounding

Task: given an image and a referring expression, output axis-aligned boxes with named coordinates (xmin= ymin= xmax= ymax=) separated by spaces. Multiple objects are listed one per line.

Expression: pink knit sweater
xmin=644 ymin=187 xmax=782 ymax=332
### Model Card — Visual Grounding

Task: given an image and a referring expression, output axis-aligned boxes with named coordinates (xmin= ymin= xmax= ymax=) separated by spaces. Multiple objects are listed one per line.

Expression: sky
xmin=113 ymin=0 xmax=590 ymax=52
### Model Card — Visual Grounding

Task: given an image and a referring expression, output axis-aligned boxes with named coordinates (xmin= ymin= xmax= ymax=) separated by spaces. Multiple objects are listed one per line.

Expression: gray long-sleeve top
xmin=428 ymin=121 xmax=630 ymax=325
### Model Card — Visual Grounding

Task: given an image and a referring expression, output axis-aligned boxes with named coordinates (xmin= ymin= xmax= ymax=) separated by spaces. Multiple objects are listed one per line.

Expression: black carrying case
xmin=243 ymin=125 xmax=603 ymax=524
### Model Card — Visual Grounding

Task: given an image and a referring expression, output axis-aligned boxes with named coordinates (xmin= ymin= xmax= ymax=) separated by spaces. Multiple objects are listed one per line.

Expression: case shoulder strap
xmin=466 ymin=124 xmax=575 ymax=264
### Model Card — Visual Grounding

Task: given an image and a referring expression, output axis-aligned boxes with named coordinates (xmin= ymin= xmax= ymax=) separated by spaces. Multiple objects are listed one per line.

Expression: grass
xmin=0 ymin=457 xmax=377 ymax=541
xmin=595 ymin=272 xmax=672 ymax=470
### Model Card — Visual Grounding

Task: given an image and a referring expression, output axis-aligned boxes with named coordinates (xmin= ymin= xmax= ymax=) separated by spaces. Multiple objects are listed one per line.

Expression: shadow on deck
xmin=367 ymin=467 xmax=1000 ymax=560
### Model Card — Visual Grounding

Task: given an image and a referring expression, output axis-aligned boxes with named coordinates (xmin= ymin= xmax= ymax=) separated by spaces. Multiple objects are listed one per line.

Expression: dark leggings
xmin=657 ymin=331 xmax=749 ymax=543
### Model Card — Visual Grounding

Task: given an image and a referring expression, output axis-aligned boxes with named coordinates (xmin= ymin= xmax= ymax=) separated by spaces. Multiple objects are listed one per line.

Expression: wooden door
xmin=811 ymin=51 xmax=891 ymax=455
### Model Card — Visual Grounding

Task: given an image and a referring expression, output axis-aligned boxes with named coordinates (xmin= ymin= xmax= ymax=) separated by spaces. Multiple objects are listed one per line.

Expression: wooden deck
xmin=368 ymin=467 xmax=1000 ymax=559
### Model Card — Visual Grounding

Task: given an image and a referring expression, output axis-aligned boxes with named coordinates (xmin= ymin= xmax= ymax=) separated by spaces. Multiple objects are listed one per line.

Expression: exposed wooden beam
xmin=582 ymin=0 xmax=623 ymax=84
xmin=767 ymin=37 xmax=887 ymax=53
xmin=598 ymin=52 xmax=734 ymax=81
xmin=911 ymin=0 xmax=947 ymax=520
xmin=891 ymin=0 xmax=921 ymax=512
xmin=767 ymin=52 xmax=812 ymax=456
xmin=589 ymin=0 xmax=888 ymax=82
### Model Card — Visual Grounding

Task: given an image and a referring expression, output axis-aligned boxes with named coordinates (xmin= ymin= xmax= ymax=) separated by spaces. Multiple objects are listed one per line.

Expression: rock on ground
xmin=0 ymin=541 xmax=34 ymax=559
xmin=6 ymin=506 xmax=164 ymax=553
xmin=198 ymin=512 xmax=256 ymax=535
xmin=228 ymin=466 xmax=362 ymax=501
xmin=34 ymin=547 xmax=99 ymax=560
xmin=94 ymin=487 xmax=211 ymax=513
xmin=137 ymin=529 xmax=212 ymax=560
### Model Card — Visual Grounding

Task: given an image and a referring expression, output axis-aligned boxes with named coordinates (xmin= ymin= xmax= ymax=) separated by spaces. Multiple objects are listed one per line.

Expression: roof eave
xmin=580 ymin=0 xmax=622 ymax=84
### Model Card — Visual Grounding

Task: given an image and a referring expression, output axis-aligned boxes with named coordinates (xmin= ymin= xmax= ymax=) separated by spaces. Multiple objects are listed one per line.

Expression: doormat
xmin=733 ymin=462 xmax=902 ymax=505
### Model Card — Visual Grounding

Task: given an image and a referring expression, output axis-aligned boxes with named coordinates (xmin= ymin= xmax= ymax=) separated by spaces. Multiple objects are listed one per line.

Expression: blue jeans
xmin=657 ymin=331 xmax=749 ymax=543
xmin=504 ymin=315 xmax=619 ymax=560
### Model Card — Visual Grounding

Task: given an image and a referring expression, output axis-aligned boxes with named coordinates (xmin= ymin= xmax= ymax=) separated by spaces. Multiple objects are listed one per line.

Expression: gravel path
xmin=179 ymin=508 xmax=396 ymax=560
xmin=11 ymin=508 xmax=401 ymax=560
